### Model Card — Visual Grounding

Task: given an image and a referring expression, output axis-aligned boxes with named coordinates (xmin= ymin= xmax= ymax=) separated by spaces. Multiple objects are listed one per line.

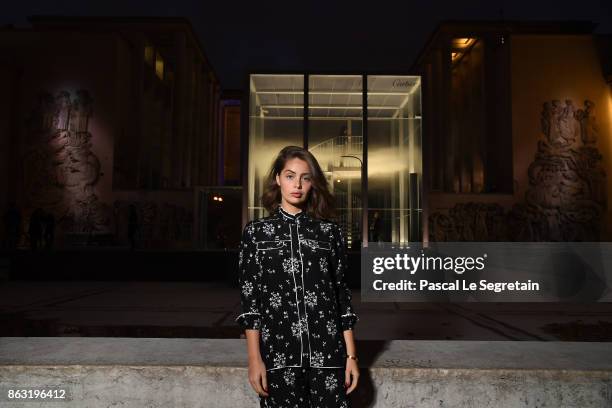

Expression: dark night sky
xmin=3 ymin=0 xmax=612 ymax=89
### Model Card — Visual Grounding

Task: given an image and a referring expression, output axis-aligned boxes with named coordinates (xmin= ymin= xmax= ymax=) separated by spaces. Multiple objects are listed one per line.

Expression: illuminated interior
xmin=248 ymin=74 xmax=422 ymax=244
xmin=451 ymin=37 xmax=477 ymax=65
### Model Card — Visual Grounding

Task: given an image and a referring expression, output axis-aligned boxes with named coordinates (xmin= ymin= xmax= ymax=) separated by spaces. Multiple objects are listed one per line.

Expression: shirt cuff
xmin=236 ymin=312 xmax=261 ymax=330
xmin=340 ymin=312 xmax=358 ymax=330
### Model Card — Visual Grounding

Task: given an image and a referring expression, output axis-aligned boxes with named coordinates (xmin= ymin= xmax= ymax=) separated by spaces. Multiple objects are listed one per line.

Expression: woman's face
xmin=276 ymin=157 xmax=313 ymax=210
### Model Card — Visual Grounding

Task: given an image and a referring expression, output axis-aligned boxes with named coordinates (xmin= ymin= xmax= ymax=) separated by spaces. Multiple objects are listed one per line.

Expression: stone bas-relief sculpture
xmin=430 ymin=99 xmax=607 ymax=241
xmin=23 ymin=90 xmax=112 ymax=243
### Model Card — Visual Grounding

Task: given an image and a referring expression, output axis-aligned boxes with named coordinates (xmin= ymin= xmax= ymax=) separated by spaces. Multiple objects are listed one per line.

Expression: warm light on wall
xmin=452 ymin=37 xmax=475 ymax=48
xmin=144 ymin=45 xmax=154 ymax=66
xmin=451 ymin=37 xmax=476 ymax=63
xmin=155 ymin=52 xmax=164 ymax=80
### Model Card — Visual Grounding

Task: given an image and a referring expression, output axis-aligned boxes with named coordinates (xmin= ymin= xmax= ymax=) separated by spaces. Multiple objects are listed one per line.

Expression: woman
xmin=236 ymin=146 xmax=359 ymax=407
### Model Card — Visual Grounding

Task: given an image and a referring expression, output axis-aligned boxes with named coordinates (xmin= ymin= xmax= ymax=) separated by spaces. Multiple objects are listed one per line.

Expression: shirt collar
xmin=276 ymin=206 xmax=306 ymax=223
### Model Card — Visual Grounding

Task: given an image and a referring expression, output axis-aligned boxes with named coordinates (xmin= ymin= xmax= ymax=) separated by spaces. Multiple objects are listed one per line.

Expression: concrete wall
xmin=1 ymin=338 xmax=611 ymax=407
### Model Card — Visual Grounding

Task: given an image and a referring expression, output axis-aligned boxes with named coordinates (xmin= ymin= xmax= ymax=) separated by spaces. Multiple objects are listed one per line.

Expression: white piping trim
xmin=313 ymin=365 xmax=344 ymax=368
xmin=341 ymin=313 xmax=357 ymax=317
xmin=266 ymin=365 xmax=303 ymax=372
xmin=235 ymin=312 xmax=261 ymax=322
xmin=303 ymin=238 xmax=332 ymax=250
xmin=288 ymin=224 xmax=304 ymax=368
xmin=296 ymin=222 xmax=313 ymax=364
xmin=266 ymin=364 xmax=344 ymax=372
xmin=257 ymin=241 xmax=286 ymax=251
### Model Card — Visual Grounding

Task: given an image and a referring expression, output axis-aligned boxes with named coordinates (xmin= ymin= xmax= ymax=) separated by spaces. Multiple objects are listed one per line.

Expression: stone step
xmin=1 ymin=338 xmax=611 ymax=407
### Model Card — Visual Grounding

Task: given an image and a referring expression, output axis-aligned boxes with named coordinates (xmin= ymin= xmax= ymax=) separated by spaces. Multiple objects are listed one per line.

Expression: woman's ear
xmin=275 ymin=174 xmax=280 ymax=186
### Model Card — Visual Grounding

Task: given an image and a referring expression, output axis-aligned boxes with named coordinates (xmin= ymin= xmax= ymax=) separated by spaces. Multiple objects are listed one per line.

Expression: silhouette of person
xmin=3 ymin=202 xmax=22 ymax=250
xmin=369 ymin=211 xmax=383 ymax=242
xmin=215 ymin=224 xmax=227 ymax=249
xmin=28 ymin=208 xmax=44 ymax=251
xmin=128 ymin=204 xmax=139 ymax=251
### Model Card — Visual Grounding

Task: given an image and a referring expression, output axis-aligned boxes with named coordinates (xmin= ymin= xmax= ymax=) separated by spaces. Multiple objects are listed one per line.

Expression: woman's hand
xmin=344 ymin=357 xmax=359 ymax=394
xmin=248 ymin=356 xmax=269 ymax=397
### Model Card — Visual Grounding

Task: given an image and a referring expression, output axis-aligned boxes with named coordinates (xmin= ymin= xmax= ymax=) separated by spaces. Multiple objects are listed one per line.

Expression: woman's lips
xmin=291 ymin=193 xmax=302 ymax=197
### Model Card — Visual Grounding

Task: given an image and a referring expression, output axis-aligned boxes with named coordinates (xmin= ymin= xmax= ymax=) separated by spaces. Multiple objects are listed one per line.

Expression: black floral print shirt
xmin=236 ymin=206 xmax=358 ymax=371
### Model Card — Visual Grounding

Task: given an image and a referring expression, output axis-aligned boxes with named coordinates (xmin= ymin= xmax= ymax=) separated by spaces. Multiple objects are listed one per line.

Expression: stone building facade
xmin=0 ymin=17 xmax=221 ymax=249
xmin=414 ymin=21 xmax=612 ymax=242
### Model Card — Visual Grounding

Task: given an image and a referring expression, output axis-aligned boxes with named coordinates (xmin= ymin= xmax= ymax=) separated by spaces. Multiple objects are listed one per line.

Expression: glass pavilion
xmin=246 ymin=74 xmax=422 ymax=246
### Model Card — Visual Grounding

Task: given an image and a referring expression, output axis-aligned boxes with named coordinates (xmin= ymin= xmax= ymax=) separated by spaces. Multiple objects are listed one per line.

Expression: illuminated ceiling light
xmin=336 ymin=179 xmax=341 ymax=182
xmin=255 ymin=91 xmax=413 ymax=96
xmin=452 ymin=37 xmax=474 ymax=48
xmin=218 ymin=197 xmax=223 ymax=202
xmin=261 ymin=105 xmax=398 ymax=110
xmin=213 ymin=196 xmax=218 ymax=201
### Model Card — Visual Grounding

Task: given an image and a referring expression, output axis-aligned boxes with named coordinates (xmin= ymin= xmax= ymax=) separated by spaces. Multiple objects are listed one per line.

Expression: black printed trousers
xmin=260 ymin=367 xmax=351 ymax=408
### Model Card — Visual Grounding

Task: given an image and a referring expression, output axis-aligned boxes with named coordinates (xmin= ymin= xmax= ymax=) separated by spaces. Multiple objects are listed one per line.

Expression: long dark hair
xmin=261 ymin=146 xmax=336 ymax=220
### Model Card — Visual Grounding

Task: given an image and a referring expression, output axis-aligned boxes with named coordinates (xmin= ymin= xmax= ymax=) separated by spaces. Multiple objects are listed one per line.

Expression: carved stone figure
xmin=23 ymin=90 xmax=110 ymax=244
xmin=54 ymin=91 xmax=71 ymax=131
xmin=576 ymin=100 xmax=597 ymax=145
xmin=70 ymin=90 xmax=93 ymax=133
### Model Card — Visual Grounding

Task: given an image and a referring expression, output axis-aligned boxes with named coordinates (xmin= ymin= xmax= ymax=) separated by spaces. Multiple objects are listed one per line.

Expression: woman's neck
xmin=280 ymin=201 xmax=303 ymax=215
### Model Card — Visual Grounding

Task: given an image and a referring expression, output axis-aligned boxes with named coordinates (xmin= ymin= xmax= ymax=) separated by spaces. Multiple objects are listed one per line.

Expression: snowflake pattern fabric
xmin=235 ymin=206 xmax=358 ymax=371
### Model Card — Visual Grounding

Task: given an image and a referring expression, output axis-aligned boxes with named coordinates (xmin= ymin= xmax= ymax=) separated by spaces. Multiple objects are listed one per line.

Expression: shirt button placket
xmin=291 ymin=220 xmax=310 ymax=366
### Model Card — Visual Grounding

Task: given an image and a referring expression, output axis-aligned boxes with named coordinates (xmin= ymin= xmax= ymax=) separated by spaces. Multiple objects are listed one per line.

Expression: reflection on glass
xmin=367 ymin=76 xmax=422 ymax=243
xmin=308 ymin=75 xmax=363 ymax=248
xmin=248 ymin=75 xmax=304 ymax=220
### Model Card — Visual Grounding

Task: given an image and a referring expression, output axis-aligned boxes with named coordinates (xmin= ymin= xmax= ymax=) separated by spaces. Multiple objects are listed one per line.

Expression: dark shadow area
xmin=3 ymin=249 xmax=239 ymax=284
xmin=350 ymin=340 xmax=389 ymax=408
xmin=2 ymin=250 xmax=360 ymax=288
xmin=0 ymin=311 xmax=243 ymax=338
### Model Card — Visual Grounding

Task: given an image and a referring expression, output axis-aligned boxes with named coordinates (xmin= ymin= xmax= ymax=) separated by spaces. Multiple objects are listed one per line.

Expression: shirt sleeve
xmin=330 ymin=222 xmax=358 ymax=330
xmin=235 ymin=221 xmax=262 ymax=331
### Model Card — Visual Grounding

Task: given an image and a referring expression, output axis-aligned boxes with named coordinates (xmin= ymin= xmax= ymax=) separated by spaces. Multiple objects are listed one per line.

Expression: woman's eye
xmin=286 ymin=174 xmax=294 ymax=179
xmin=303 ymin=177 xmax=311 ymax=182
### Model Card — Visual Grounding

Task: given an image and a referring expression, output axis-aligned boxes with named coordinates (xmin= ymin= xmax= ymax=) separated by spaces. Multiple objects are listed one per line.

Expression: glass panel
xmin=367 ymin=75 xmax=422 ymax=243
xmin=248 ymin=74 xmax=304 ymax=221
xmin=308 ymin=75 xmax=363 ymax=249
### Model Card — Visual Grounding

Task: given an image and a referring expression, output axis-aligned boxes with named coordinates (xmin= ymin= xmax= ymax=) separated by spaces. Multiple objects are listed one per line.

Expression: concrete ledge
xmin=1 ymin=338 xmax=611 ymax=407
